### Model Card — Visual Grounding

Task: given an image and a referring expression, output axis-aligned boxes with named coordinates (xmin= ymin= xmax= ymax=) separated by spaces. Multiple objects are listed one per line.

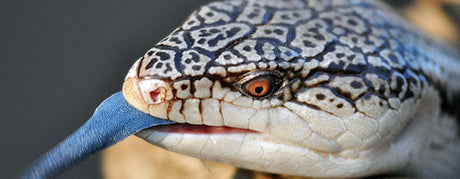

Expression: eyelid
xmin=236 ymin=71 xmax=282 ymax=85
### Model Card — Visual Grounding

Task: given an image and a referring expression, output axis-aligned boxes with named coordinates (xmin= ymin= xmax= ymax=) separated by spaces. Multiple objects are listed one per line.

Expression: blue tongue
xmin=20 ymin=92 xmax=175 ymax=179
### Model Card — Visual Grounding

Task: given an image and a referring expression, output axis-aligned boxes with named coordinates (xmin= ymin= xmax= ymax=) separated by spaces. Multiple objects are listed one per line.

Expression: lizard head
xmin=121 ymin=0 xmax=443 ymax=177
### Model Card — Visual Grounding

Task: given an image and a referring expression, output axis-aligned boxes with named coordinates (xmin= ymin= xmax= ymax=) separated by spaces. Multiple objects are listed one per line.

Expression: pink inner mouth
xmin=150 ymin=123 xmax=259 ymax=134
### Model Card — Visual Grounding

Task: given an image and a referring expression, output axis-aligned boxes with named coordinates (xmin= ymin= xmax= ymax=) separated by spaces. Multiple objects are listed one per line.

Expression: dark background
xmin=0 ymin=0 xmax=211 ymax=178
xmin=0 ymin=0 xmax=458 ymax=179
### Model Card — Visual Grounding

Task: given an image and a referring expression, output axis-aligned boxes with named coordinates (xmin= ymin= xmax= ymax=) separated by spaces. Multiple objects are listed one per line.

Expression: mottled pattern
xmin=125 ymin=0 xmax=460 ymax=177
xmin=139 ymin=0 xmax=459 ymax=113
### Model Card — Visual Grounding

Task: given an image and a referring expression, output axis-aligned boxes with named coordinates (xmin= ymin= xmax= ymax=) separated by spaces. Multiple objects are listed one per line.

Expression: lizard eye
xmin=244 ymin=76 xmax=275 ymax=97
xmin=237 ymin=71 xmax=282 ymax=99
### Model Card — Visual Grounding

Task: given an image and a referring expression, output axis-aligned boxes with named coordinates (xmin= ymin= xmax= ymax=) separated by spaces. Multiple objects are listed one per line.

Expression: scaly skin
xmin=122 ymin=0 xmax=460 ymax=178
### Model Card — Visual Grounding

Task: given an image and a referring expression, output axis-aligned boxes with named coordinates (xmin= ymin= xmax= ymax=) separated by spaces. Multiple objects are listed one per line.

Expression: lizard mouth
xmin=148 ymin=123 xmax=259 ymax=134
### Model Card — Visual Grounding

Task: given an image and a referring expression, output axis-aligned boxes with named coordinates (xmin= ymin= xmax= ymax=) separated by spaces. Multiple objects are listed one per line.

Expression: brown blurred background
xmin=0 ymin=0 xmax=458 ymax=179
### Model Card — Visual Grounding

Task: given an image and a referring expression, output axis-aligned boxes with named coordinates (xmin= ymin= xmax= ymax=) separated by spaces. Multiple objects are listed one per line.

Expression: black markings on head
xmin=285 ymin=51 xmax=292 ymax=56
xmin=192 ymin=65 xmax=201 ymax=71
xmin=199 ymin=32 xmax=213 ymax=37
xmin=347 ymin=55 xmax=357 ymax=61
xmin=351 ymin=37 xmax=358 ymax=43
xmin=210 ymin=29 xmax=221 ymax=33
xmin=181 ymin=84 xmax=188 ymax=90
xmin=350 ymin=81 xmax=363 ymax=89
xmin=248 ymin=12 xmax=258 ymax=18
xmin=248 ymin=8 xmax=261 ymax=19
xmin=378 ymin=85 xmax=386 ymax=94
xmin=364 ymin=39 xmax=374 ymax=45
xmin=336 ymin=103 xmax=344 ymax=108
xmin=316 ymin=94 xmax=326 ymax=100
xmin=184 ymin=52 xmax=200 ymax=64
xmin=190 ymin=52 xmax=200 ymax=62
xmin=393 ymin=76 xmax=405 ymax=92
xmin=313 ymin=34 xmax=325 ymax=40
xmin=208 ymin=34 xmax=225 ymax=47
xmin=243 ymin=46 xmax=252 ymax=51
xmin=347 ymin=19 xmax=357 ymax=25
xmin=322 ymin=19 xmax=333 ymax=25
xmin=372 ymin=66 xmax=392 ymax=79
xmin=327 ymin=61 xmax=346 ymax=71
xmin=225 ymin=27 xmax=242 ymax=38
xmin=273 ymin=29 xmax=283 ymax=35
xmin=206 ymin=12 xmax=214 ymax=17
xmin=198 ymin=38 xmax=206 ymax=44
xmin=308 ymin=28 xmax=319 ymax=33
xmin=170 ymin=37 xmax=182 ymax=44
xmin=157 ymin=52 xmax=170 ymax=61
xmin=388 ymin=53 xmax=399 ymax=63
xmin=155 ymin=62 xmax=163 ymax=69
xmin=342 ymin=92 xmax=352 ymax=99
xmin=303 ymin=40 xmax=316 ymax=47
xmin=344 ymin=64 xmax=366 ymax=73
xmin=164 ymin=63 xmax=173 ymax=73
xmin=224 ymin=54 xmax=232 ymax=60
xmin=145 ymin=58 xmax=158 ymax=69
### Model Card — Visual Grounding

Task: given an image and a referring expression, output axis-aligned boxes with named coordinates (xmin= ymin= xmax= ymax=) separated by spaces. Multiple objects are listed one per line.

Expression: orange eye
xmin=240 ymin=73 xmax=281 ymax=98
xmin=245 ymin=78 xmax=272 ymax=97
xmin=237 ymin=71 xmax=282 ymax=99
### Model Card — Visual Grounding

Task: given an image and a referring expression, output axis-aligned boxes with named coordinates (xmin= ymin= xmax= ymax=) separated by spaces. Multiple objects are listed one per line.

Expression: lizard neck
xmin=410 ymin=114 xmax=460 ymax=178
xmin=396 ymin=101 xmax=460 ymax=178
xmin=381 ymin=85 xmax=460 ymax=178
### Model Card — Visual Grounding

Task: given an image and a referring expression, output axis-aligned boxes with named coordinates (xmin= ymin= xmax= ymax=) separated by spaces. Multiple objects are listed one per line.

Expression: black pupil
xmin=255 ymin=86 xmax=264 ymax=94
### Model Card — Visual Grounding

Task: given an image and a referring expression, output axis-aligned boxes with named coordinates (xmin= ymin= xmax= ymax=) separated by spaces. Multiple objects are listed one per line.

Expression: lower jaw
xmin=135 ymin=126 xmax=390 ymax=178
xmin=134 ymin=123 xmax=267 ymax=161
xmin=135 ymin=126 xmax=266 ymax=162
xmin=135 ymin=128 xmax=329 ymax=177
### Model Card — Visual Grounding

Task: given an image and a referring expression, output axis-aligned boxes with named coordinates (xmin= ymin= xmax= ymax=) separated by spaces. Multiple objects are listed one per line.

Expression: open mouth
xmin=149 ymin=123 xmax=259 ymax=134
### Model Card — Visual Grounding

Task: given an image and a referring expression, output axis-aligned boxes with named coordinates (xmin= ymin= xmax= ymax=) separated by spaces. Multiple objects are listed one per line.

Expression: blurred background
xmin=0 ymin=0 xmax=459 ymax=178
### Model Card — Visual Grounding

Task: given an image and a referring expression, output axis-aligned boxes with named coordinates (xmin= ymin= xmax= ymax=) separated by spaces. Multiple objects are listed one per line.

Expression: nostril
xmin=149 ymin=88 xmax=166 ymax=104
xmin=139 ymin=79 xmax=172 ymax=105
